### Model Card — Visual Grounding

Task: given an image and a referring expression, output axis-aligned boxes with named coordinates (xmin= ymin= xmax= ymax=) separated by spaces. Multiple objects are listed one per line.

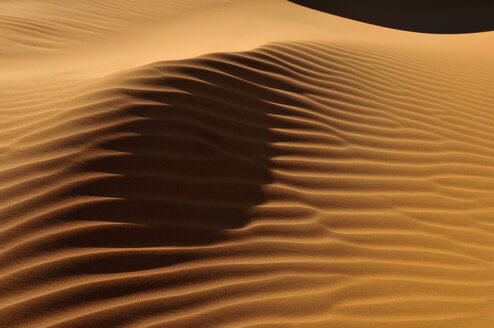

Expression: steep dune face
xmin=2 ymin=40 xmax=494 ymax=327
xmin=2 ymin=0 xmax=494 ymax=327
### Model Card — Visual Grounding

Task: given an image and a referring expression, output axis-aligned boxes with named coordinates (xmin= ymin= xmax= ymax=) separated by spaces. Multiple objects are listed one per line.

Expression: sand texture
xmin=1 ymin=1 xmax=494 ymax=327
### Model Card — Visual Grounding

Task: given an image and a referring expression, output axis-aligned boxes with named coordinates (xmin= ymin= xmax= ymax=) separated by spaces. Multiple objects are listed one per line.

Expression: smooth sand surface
xmin=1 ymin=1 xmax=494 ymax=327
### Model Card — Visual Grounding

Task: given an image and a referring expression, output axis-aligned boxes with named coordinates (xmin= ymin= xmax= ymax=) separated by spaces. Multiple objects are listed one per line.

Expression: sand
xmin=1 ymin=1 xmax=494 ymax=327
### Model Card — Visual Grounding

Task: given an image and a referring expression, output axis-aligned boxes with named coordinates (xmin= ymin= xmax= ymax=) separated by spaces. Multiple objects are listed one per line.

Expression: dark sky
xmin=289 ymin=0 xmax=494 ymax=33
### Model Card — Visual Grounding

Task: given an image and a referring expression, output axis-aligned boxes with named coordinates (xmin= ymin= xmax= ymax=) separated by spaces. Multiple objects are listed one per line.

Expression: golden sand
xmin=1 ymin=1 xmax=494 ymax=327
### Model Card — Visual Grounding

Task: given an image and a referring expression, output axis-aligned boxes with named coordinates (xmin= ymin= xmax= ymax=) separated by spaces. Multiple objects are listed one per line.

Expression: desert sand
xmin=1 ymin=1 xmax=494 ymax=327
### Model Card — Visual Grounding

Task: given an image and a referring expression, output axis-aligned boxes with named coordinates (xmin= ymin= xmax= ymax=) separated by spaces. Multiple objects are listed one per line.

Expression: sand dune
xmin=1 ymin=1 xmax=494 ymax=327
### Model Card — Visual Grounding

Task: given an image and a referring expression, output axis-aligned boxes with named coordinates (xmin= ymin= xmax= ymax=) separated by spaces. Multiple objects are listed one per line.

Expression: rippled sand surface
xmin=1 ymin=1 xmax=494 ymax=327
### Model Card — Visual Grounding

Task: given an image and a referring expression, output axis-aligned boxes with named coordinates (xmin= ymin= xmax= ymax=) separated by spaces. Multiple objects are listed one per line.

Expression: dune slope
xmin=1 ymin=39 xmax=494 ymax=327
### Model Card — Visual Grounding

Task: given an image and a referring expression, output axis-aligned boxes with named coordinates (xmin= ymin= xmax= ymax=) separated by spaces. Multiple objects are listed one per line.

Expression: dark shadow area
xmin=52 ymin=52 xmax=305 ymax=250
xmin=289 ymin=0 xmax=494 ymax=33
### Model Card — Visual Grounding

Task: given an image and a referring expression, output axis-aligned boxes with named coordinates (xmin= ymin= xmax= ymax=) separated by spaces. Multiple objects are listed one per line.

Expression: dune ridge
xmin=1 ymin=40 xmax=494 ymax=327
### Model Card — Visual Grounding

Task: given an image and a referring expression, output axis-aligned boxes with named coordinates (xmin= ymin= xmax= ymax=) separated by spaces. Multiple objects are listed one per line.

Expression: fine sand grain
xmin=1 ymin=1 xmax=494 ymax=327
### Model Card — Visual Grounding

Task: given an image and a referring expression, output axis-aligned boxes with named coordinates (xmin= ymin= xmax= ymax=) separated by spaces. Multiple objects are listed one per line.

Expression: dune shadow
xmin=289 ymin=0 xmax=494 ymax=33
xmin=55 ymin=52 xmax=299 ymax=248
